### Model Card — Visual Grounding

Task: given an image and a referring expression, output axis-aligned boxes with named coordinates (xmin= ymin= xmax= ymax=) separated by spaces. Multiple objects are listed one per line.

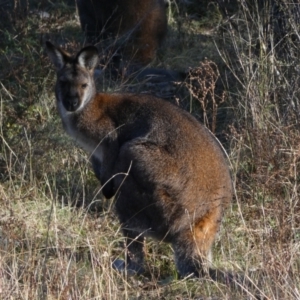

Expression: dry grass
xmin=0 ymin=0 xmax=300 ymax=299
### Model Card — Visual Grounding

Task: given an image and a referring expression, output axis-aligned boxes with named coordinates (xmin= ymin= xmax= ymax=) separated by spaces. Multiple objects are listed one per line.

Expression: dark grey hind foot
xmin=112 ymin=259 xmax=145 ymax=276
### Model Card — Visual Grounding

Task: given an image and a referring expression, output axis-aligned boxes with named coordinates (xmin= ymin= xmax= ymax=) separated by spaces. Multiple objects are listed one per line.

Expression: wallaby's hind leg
xmin=173 ymin=207 xmax=222 ymax=277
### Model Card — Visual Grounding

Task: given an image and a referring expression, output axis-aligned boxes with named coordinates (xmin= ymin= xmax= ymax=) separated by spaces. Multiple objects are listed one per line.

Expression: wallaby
xmin=45 ymin=41 xmax=233 ymax=278
xmin=76 ymin=0 xmax=167 ymax=66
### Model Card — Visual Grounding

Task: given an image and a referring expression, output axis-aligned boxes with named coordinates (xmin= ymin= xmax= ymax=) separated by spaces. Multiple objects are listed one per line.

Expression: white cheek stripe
xmin=77 ymin=89 xmax=91 ymax=111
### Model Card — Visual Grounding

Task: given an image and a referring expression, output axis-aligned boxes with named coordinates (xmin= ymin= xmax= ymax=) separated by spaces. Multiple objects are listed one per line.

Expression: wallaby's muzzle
xmin=63 ymin=96 xmax=80 ymax=112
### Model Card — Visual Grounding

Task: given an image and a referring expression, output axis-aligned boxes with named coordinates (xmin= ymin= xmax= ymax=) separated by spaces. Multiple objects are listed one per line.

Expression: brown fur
xmin=45 ymin=41 xmax=233 ymax=277
xmin=76 ymin=0 xmax=167 ymax=65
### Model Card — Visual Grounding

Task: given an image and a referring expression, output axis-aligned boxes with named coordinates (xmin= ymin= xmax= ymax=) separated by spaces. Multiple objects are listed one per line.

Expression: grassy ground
xmin=0 ymin=0 xmax=300 ymax=299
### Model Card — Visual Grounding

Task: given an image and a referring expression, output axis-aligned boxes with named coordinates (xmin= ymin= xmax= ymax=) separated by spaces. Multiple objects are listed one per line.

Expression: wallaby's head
xmin=45 ymin=41 xmax=99 ymax=113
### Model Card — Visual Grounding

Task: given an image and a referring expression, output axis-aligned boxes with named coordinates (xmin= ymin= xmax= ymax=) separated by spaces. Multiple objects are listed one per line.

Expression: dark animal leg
xmin=123 ymin=228 xmax=145 ymax=275
xmin=173 ymin=208 xmax=222 ymax=278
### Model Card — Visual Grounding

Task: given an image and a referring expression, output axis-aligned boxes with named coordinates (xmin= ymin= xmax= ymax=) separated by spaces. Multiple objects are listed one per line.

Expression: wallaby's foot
xmin=112 ymin=259 xmax=145 ymax=276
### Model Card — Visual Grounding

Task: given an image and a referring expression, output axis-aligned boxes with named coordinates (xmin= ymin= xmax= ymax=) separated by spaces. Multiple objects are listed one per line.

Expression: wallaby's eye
xmin=81 ymin=83 xmax=88 ymax=89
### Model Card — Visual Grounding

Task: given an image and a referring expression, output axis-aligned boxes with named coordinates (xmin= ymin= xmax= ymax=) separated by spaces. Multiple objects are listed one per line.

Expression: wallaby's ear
xmin=76 ymin=46 xmax=99 ymax=71
xmin=45 ymin=41 xmax=70 ymax=70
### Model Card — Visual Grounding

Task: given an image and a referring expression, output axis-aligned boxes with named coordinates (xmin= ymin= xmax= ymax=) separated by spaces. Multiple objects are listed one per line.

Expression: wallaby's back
xmin=46 ymin=41 xmax=232 ymax=277
xmin=76 ymin=0 xmax=167 ymax=65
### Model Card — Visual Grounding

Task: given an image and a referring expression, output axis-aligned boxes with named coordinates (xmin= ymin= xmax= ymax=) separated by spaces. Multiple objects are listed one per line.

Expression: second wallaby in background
xmin=45 ymin=41 xmax=233 ymax=278
xmin=76 ymin=0 xmax=167 ymax=66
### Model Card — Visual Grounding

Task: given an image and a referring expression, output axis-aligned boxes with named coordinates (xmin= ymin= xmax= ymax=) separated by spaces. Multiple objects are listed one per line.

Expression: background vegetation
xmin=0 ymin=0 xmax=299 ymax=299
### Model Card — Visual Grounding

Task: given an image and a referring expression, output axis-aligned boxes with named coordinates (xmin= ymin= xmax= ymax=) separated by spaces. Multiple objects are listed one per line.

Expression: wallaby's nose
xmin=63 ymin=97 xmax=80 ymax=112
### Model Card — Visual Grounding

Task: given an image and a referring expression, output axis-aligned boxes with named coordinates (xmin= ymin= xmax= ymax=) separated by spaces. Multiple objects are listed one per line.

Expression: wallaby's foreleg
xmin=112 ymin=229 xmax=145 ymax=275
xmin=90 ymin=142 xmax=121 ymax=199
xmin=90 ymin=156 xmax=116 ymax=199
xmin=116 ymin=181 xmax=146 ymax=273
xmin=123 ymin=228 xmax=145 ymax=274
